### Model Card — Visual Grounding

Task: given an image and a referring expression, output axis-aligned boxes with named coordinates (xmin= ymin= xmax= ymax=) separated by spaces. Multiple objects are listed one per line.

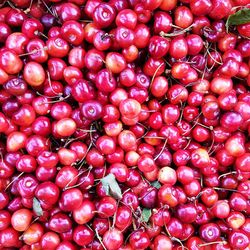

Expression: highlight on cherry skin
xmin=0 ymin=0 xmax=250 ymax=249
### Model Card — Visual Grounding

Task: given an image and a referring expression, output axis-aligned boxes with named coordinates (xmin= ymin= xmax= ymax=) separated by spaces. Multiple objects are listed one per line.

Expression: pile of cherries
xmin=0 ymin=0 xmax=250 ymax=249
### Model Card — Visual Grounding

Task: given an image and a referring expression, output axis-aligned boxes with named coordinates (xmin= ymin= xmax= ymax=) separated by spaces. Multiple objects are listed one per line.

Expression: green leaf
xmin=226 ymin=8 xmax=250 ymax=31
xmin=141 ymin=208 xmax=152 ymax=223
xmin=151 ymin=181 xmax=161 ymax=189
xmin=101 ymin=173 xmax=122 ymax=199
xmin=33 ymin=198 xmax=43 ymax=216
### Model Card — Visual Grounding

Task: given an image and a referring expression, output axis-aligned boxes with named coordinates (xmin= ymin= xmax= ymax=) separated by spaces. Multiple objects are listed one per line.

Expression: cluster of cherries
xmin=0 ymin=0 xmax=250 ymax=249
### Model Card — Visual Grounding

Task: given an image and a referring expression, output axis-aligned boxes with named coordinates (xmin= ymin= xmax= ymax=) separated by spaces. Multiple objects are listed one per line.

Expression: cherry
xmin=225 ymin=134 xmax=245 ymax=157
xmin=162 ymin=104 xmax=180 ymax=125
xmin=93 ymin=3 xmax=116 ymax=28
xmin=106 ymin=52 xmax=127 ymax=73
xmin=109 ymin=0 xmax=129 ymax=11
xmin=191 ymin=148 xmax=210 ymax=169
xmin=143 ymin=57 xmax=166 ymax=77
xmin=167 ymin=84 xmax=188 ymax=104
xmin=115 ymin=27 xmax=135 ymax=49
xmin=47 ymin=37 xmax=70 ymax=58
xmin=103 ymin=228 xmax=124 ymax=250
xmin=58 ymin=2 xmax=81 ymax=22
xmin=121 ymin=190 xmax=139 ymax=210
xmin=86 ymin=148 xmax=105 ymax=168
xmin=134 ymin=24 xmax=150 ymax=49
xmin=5 ymin=32 xmax=28 ymax=55
xmin=59 ymin=188 xmax=83 ymax=211
xmin=157 ymin=166 xmax=176 ymax=185
xmin=190 ymin=0 xmax=213 ymax=16
xmin=97 ymin=196 xmax=117 ymax=218
xmin=176 ymin=166 xmax=194 ymax=184
xmin=61 ymin=20 xmax=84 ymax=46
xmin=129 ymin=230 xmax=150 ymax=250
xmin=220 ymin=111 xmax=243 ymax=132
xmin=95 ymin=69 xmax=117 ymax=92
xmin=56 ymin=241 xmax=76 ymax=250
xmin=11 ymin=208 xmax=33 ymax=232
xmin=211 ymin=77 xmax=233 ymax=95
xmin=0 ymin=227 xmax=20 ymax=248
xmin=237 ymin=23 xmax=250 ymax=38
xmin=35 ymin=181 xmax=59 ymax=206
xmin=4 ymin=77 xmax=27 ymax=96
xmin=241 ymin=218 xmax=250 ymax=235
xmin=92 ymin=218 xmax=108 ymax=237
xmin=122 ymin=45 xmax=139 ymax=62
xmin=169 ymin=37 xmax=188 ymax=59
xmin=211 ymin=200 xmax=230 ymax=219
xmin=166 ymin=217 xmax=184 ymax=238
xmin=0 ymin=210 xmax=11 ymax=231
xmin=186 ymin=34 xmax=203 ymax=55
xmin=176 ymin=203 xmax=197 ymax=223
xmin=114 ymin=205 xmax=132 ymax=230
xmin=229 ymin=193 xmax=247 ymax=211
xmin=153 ymin=11 xmax=172 ymax=34
xmin=73 ymin=225 xmax=94 ymax=247
xmin=153 ymin=235 xmax=172 ymax=250
xmin=81 ymin=100 xmax=103 ymax=121
xmin=49 ymin=213 xmax=72 ymax=233
xmin=0 ymin=49 xmax=23 ymax=75
xmin=23 ymin=222 xmax=44 ymax=245
xmin=116 ymin=9 xmax=137 ymax=29
xmin=228 ymin=230 xmax=249 ymax=250
xmin=183 ymin=179 xmax=201 ymax=197
xmin=199 ymin=223 xmax=221 ymax=242
xmin=174 ymin=6 xmax=193 ymax=29
xmin=226 ymin=211 xmax=246 ymax=230
xmin=41 ymin=232 xmax=60 ymax=250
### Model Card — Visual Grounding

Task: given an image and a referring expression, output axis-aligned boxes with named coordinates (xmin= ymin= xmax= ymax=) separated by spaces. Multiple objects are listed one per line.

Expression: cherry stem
xmin=63 ymin=137 xmax=83 ymax=148
xmin=140 ymin=109 xmax=157 ymax=113
xmin=182 ymin=112 xmax=203 ymax=136
xmin=64 ymin=167 xmax=92 ymax=191
xmin=177 ymin=100 xmax=185 ymax=123
xmin=177 ymin=247 xmax=189 ymax=250
xmin=196 ymin=122 xmax=213 ymax=131
xmin=154 ymin=138 xmax=168 ymax=161
xmin=183 ymin=138 xmax=192 ymax=150
xmin=198 ymin=241 xmax=227 ymax=247
xmin=213 ymin=187 xmax=239 ymax=192
xmin=0 ymin=0 xmax=7 ymax=8
xmin=0 ymin=151 xmax=3 ymax=164
xmin=77 ymin=143 xmax=92 ymax=170
xmin=47 ymin=70 xmax=62 ymax=97
xmin=40 ymin=0 xmax=57 ymax=18
xmin=149 ymin=62 xmax=165 ymax=90
xmin=36 ymin=91 xmax=61 ymax=99
xmin=208 ymin=143 xmax=220 ymax=156
xmin=44 ymin=94 xmax=70 ymax=104
xmin=138 ymin=187 xmax=155 ymax=200
xmin=218 ymin=171 xmax=237 ymax=179
xmin=79 ymin=19 xmax=92 ymax=22
xmin=19 ymin=47 xmax=48 ymax=57
xmin=7 ymin=1 xmax=17 ymax=9
xmin=160 ymin=24 xmax=194 ymax=37
xmin=5 ymin=172 xmax=24 ymax=191
xmin=34 ymin=30 xmax=48 ymax=39
xmin=95 ymin=229 xmax=107 ymax=250
xmin=144 ymin=136 xmax=166 ymax=140
xmin=24 ymin=0 xmax=33 ymax=13
xmin=208 ymin=133 xmax=215 ymax=155
xmin=89 ymin=123 xmax=96 ymax=148
xmin=204 ymin=41 xmax=223 ymax=65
